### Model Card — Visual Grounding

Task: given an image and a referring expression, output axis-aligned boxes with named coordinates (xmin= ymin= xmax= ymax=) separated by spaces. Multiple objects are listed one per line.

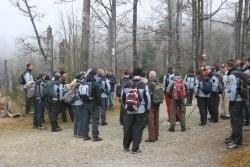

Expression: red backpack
xmin=125 ymin=81 xmax=141 ymax=112
xmin=172 ymin=81 xmax=186 ymax=100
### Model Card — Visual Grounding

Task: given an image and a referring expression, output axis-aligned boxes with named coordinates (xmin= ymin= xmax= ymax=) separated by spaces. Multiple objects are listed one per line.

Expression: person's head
xmin=196 ymin=69 xmax=203 ymax=76
xmin=200 ymin=65 xmax=205 ymax=71
xmin=124 ymin=68 xmax=131 ymax=78
xmin=37 ymin=72 xmax=46 ymax=80
xmin=97 ymin=68 xmax=105 ymax=77
xmin=226 ymin=59 xmax=236 ymax=71
xmin=133 ymin=68 xmax=143 ymax=77
xmin=148 ymin=71 xmax=157 ymax=81
xmin=54 ymin=72 xmax=61 ymax=81
xmin=86 ymin=68 xmax=95 ymax=80
xmin=167 ymin=65 xmax=173 ymax=73
xmin=107 ymin=69 xmax=113 ymax=76
xmin=60 ymin=70 xmax=67 ymax=81
xmin=26 ymin=63 xmax=33 ymax=71
xmin=236 ymin=59 xmax=241 ymax=65
xmin=246 ymin=58 xmax=250 ymax=67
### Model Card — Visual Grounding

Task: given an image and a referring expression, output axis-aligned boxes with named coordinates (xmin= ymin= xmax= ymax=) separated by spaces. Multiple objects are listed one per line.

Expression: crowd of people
xmin=19 ymin=58 xmax=250 ymax=154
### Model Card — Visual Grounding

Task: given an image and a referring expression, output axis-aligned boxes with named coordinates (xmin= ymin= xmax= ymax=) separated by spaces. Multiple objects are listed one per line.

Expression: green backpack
xmin=152 ymin=82 xmax=164 ymax=104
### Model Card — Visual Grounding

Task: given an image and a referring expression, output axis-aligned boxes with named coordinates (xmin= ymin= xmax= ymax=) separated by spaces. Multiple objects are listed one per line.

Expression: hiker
xmin=225 ymin=59 xmax=244 ymax=149
xmin=117 ymin=69 xmax=131 ymax=126
xmin=163 ymin=65 xmax=180 ymax=121
xmin=46 ymin=72 xmax=63 ymax=132
xmin=20 ymin=63 xmax=34 ymax=114
xmin=146 ymin=71 xmax=164 ymax=142
xmin=166 ymin=72 xmax=187 ymax=132
xmin=60 ymin=70 xmax=74 ymax=122
xmin=33 ymin=72 xmax=46 ymax=130
xmin=194 ymin=69 xmax=212 ymax=126
xmin=96 ymin=68 xmax=110 ymax=126
xmin=80 ymin=69 xmax=102 ymax=141
xmin=207 ymin=66 xmax=221 ymax=123
xmin=220 ymin=64 xmax=230 ymax=120
xmin=121 ymin=68 xmax=151 ymax=154
xmin=242 ymin=58 xmax=250 ymax=126
xmin=106 ymin=69 xmax=116 ymax=109
xmin=184 ymin=69 xmax=196 ymax=106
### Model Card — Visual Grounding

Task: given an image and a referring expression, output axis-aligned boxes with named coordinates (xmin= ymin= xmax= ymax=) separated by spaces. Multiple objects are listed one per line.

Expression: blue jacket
xmin=227 ymin=71 xmax=243 ymax=102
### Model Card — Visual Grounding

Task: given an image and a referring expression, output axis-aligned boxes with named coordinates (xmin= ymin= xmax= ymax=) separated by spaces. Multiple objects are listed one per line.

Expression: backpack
xmin=99 ymin=78 xmax=111 ymax=95
xmin=79 ymin=81 xmax=93 ymax=100
xmin=34 ymin=79 xmax=44 ymax=98
xmin=63 ymin=88 xmax=76 ymax=104
xmin=125 ymin=81 xmax=142 ymax=112
xmin=19 ymin=71 xmax=27 ymax=85
xmin=46 ymin=81 xmax=62 ymax=102
xmin=116 ymin=78 xmax=128 ymax=97
xmin=26 ymin=81 xmax=35 ymax=99
xmin=214 ymin=73 xmax=224 ymax=94
xmin=164 ymin=73 xmax=170 ymax=92
xmin=186 ymin=75 xmax=195 ymax=89
xmin=152 ymin=82 xmax=164 ymax=104
xmin=200 ymin=77 xmax=212 ymax=95
xmin=172 ymin=81 xmax=186 ymax=100
xmin=232 ymin=71 xmax=250 ymax=100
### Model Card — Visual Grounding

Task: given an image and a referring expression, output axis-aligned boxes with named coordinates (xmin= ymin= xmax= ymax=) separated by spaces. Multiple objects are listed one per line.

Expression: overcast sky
xmin=0 ymin=0 xmax=234 ymax=57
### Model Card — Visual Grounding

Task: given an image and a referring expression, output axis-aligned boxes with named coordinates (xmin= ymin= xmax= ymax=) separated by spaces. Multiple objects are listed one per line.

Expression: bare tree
xmin=133 ymin=0 xmax=140 ymax=68
xmin=11 ymin=0 xmax=47 ymax=61
xmin=241 ymin=0 xmax=249 ymax=59
xmin=235 ymin=0 xmax=243 ymax=59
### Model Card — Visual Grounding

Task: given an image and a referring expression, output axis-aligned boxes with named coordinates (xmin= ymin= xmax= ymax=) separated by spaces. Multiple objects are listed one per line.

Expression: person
xmin=225 ymin=59 xmax=244 ymax=149
xmin=96 ymin=68 xmax=110 ymax=126
xmin=145 ymin=71 xmax=162 ymax=142
xmin=23 ymin=63 xmax=34 ymax=114
xmin=71 ymin=79 xmax=84 ymax=138
xmin=117 ymin=69 xmax=131 ymax=126
xmin=184 ymin=69 xmax=196 ymax=106
xmin=220 ymin=64 xmax=230 ymax=120
xmin=81 ymin=69 xmax=103 ymax=141
xmin=166 ymin=72 xmax=187 ymax=132
xmin=194 ymin=69 xmax=211 ymax=126
xmin=106 ymin=69 xmax=116 ymax=109
xmin=242 ymin=58 xmax=250 ymax=126
xmin=163 ymin=65 xmax=180 ymax=121
xmin=121 ymin=68 xmax=151 ymax=154
xmin=207 ymin=66 xmax=220 ymax=123
xmin=46 ymin=72 xmax=63 ymax=132
xmin=60 ymin=70 xmax=74 ymax=122
xmin=33 ymin=72 xmax=46 ymax=130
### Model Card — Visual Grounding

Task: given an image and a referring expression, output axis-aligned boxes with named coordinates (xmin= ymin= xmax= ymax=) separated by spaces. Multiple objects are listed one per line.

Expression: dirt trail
xmin=0 ymin=102 xmax=231 ymax=167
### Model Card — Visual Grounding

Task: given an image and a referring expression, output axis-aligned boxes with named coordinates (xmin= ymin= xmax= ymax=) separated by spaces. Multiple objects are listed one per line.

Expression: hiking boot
xmin=181 ymin=127 xmax=186 ymax=132
xmin=123 ymin=148 xmax=130 ymax=152
xmin=168 ymin=127 xmax=175 ymax=132
xmin=145 ymin=139 xmax=155 ymax=142
xmin=93 ymin=137 xmax=103 ymax=142
xmin=83 ymin=136 xmax=91 ymax=141
xmin=33 ymin=125 xmax=38 ymax=129
xmin=37 ymin=126 xmax=47 ymax=130
xmin=132 ymin=149 xmax=142 ymax=154
xmin=227 ymin=143 xmax=239 ymax=149
xmin=52 ymin=127 xmax=62 ymax=132
xmin=101 ymin=122 xmax=108 ymax=126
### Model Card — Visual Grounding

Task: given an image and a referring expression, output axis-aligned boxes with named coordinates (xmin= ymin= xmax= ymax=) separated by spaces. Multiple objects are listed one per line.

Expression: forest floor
xmin=0 ymin=100 xmax=250 ymax=167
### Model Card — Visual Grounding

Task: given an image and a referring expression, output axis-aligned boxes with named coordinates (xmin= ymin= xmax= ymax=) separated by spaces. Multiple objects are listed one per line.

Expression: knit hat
xmin=133 ymin=68 xmax=143 ymax=77
xmin=148 ymin=71 xmax=157 ymax=81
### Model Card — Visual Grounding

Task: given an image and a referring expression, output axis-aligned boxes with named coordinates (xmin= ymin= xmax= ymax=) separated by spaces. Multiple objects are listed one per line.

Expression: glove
xmin=229 ymin=101 xmax=235 ymax=105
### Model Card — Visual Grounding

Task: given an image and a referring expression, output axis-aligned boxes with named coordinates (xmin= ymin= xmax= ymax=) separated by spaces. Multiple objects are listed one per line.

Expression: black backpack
xmin=19 ymin=71 xmax=27 ymax=85
xmin=200 ymin=77 xmax=212 ymax=95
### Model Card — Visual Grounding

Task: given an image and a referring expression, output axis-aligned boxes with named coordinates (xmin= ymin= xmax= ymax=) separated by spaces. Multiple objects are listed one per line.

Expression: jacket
xmin=194 ymin=76 xmax=210 ymax=98
xmin=227 ymin=70 xmax=243 ymax=102
xmin=121 ymin=76 xmax=151 ymax=114
xmin=209 ymin=72 xmax=219 ymax=93
xmin=106 ymin=74 xmax=116 ymax=92
xmin=24 ymin=70 xmax=33 ymax=89
xmin=184 ymin=74 xmax=196 ymax=89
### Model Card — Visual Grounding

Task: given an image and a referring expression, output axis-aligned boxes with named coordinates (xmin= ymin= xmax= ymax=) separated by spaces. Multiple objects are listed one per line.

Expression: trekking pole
xmin=186 ymin=104 xmax=198 ymax=119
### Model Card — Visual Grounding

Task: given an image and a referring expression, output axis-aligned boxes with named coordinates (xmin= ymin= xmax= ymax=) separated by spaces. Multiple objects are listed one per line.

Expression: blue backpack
xmin=201 ymin=77 xmax=212 ymax=95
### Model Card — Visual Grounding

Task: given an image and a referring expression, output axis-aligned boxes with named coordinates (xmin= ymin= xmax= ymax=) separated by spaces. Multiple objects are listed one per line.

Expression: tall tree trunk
xmin=241 ymin=0 xmax=249 ymax=59
xmin=80 ymin=0 xmax=91 ymax=70
xmin=200 ymin=0 xmax=205 ymax=57
xmin=133 ymin=0 xmax=139 ymax=68
xmin=176 ymin=0 xmax=182 ymax=70
xmin=167 ymin=0 xmax=173 ymax=65
xmin=108 ymin=0 xmax=116 ymax=73
xmin=235 ymin=0 xmax=243 ymax=59
xmin=192 ymin=0 xmax=198 ymax=70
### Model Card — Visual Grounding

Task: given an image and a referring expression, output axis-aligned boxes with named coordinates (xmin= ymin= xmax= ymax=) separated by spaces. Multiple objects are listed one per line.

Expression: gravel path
xmin=0 ymin=102 xmax=230 ymax=167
